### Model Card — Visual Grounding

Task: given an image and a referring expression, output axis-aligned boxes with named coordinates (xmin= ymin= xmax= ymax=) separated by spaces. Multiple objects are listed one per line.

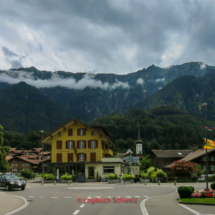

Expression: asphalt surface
xmin=0 ymin=182 xmax=214 ymax=215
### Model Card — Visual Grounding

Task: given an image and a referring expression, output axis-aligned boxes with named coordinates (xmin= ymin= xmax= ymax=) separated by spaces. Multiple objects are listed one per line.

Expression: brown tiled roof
xmin=6 ymin=156 xmax=13 ymax=160
xmin=9 ymin=148 xmax=17 ymax=152
xmin=16 ymin=156 xmax=51 ymax=165
xmin=32 ymin=148 xmax=43 ymax=152
xmin=151 ymin=150 xmax=193 ymax=158
xmin=165 ymin=148 xmax=215 ymax=168
xmin=40 ymin=151 xmax=51 ymax=155
xmin=42 ymin=118 xmax=115 ymax=146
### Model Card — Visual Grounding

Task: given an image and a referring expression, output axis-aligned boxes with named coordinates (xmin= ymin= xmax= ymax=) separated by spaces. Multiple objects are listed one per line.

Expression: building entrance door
xmin=88 ymin=167 xmax=94 ymax=179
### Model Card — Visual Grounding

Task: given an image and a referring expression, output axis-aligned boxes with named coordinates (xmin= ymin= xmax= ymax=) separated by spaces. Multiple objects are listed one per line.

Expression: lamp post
xmin=40 ymin=130 xmax=44 ymax=179
xmin=202 ymin=103 xmax=208 ymax=188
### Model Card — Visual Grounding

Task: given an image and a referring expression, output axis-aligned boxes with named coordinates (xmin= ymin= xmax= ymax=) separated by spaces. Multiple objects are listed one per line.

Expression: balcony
xmin=103 ymin=149 xmax=113 ymax=156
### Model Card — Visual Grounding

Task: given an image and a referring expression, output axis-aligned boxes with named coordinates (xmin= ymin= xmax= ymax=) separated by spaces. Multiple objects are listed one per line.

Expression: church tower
xmin=136 ymin=123 xmax=143 ymax=154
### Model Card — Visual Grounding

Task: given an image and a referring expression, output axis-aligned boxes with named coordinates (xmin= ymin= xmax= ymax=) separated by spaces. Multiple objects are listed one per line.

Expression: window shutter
xmin=57 ymin=141 xmax=62 ymax=149
xmin=88 ymin=140 xmax=91 ymax=149
xmin=66 ymin=141 xmax=68 ymax=149
xmin=73 ymin=141 xmax=76 ymax=148
xmin=84 ymin=141 xmax=86 ymax=149
xmin=77 ymin=141 xmax=80 ymax=149
xmin=77 ymin=154 xmax=79 ymax=161
xmin=77 ymin=129 xmax=80 ymax=136
xmin=84 ymin=153 xmax=87 ymax=161
xmin=84 ymin=129 xmax=86 ymax=135
xmin=96 ymin=140 xmax=98 ymax=148
xmin=68 ymin=129 xmax=73 ymax=136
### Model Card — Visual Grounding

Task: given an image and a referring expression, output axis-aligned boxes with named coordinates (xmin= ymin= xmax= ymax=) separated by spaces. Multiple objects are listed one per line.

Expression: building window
xmin=203 ymin=165 xmax=206 ymax=170
xmin=103 ymin=166 xmax=115 ymax=174
xmin=57 ymin=141 xmax=62 ymax=149
xmin=23 ymin=163 xmax=29 ymax=166
xmin=68 ymin=129 xmax=73 ymax=136
xmin=79 ymin=153 xmax=84 ymax=161
xmin=57 ymin=132 xmax=61 ymax=137
xmin=79 ymin=140 xmax=85 ymax=149
xmin=91 ymin=131 xmax=95 ymax=136
xmin=211 ymin=156 xmax=215 ymax=161
xmin=68 ymin=141 xmax=73 ymax=149
xmin=211 ymin=166 xmax=215 ymax=171
xmin=202 ymin=156 xmax=206 ymax=161
xmin=91 ymin=140 xmax=96 ymax=149
xmin=78 ymin=128 xmax=85 ymax=136
xmin=68 ymin=153 xmax=73 ymax=162
xmin=57 ymin=153 xmax=62 ymax=162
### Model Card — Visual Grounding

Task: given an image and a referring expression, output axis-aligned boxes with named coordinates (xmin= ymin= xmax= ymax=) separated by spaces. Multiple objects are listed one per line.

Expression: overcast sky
xmin=0 ymin=0 xmax=215 ymax=74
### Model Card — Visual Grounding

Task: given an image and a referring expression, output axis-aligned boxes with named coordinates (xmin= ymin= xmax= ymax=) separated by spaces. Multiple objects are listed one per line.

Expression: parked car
xmin=0 ymin=173 xmax=26 ymax=191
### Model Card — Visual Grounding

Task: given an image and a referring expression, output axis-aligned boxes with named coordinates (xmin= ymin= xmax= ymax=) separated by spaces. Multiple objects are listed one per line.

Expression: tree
xmin=140 ymin=155 xmax=151 ymax=171
xmin=169 ymin=160 xmax=198 ymax=177
xmin=0 ymin=125 xmax=10 ymax=173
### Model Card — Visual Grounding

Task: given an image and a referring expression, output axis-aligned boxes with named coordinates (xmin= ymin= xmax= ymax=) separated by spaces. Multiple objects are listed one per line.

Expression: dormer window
xmin=58 ymin=132 xmax=61 ymax=137
xmin=91 ymin=131 xmax=95 ymax=136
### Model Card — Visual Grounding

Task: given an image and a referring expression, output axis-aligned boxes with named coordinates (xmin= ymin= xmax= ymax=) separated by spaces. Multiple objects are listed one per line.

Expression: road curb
xmin=3 ymin=192 xmax=29 ymax=215
xmin=140 ymin=186 xmax=177 ymax=215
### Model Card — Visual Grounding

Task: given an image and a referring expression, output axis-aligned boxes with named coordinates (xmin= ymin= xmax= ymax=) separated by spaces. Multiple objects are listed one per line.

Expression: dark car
xmin=0 ymin=173 xmax=26 ymax=191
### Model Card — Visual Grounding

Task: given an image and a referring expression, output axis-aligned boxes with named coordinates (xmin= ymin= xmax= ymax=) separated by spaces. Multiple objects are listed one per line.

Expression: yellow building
xmin=42 ymin=118 xmax=123 ymax=182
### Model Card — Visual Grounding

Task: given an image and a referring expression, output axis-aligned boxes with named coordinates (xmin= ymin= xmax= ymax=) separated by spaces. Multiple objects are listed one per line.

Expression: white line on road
xmin=69 ymin=187 xmax=113 ymax=189
xmin=125 ymin=196 xmax=131 ymax=198
xmin=87 ymin=196 xmax=91 ymax=199
xmin=64 ymin=197 xmax=71 ymax=198
xmin=115 ymin=196 xmax=121 ymax=198
xmin=28 ymin=196 xmax=34 ymax=198
xmin=73 ymin=210 xmax=80 ymax=215
xmin=4 ymin=194 xmax=29 ymax=215
xmin=105 ymin=196 xmax=111 ymax=198
xmin=179 ymin=204 xmax=200 ymax=215
xmin=143 ymin=196 xmax=148 ymax=197
xmin=95 ymin=196 xmax=101 ymax=198
xmin=80 ymin=204 xmax=85 ymax=208
xmin=134 ymin=196 xmax=140 ymax=198
xmin=51 ymin=197 xmax=58 ymax=198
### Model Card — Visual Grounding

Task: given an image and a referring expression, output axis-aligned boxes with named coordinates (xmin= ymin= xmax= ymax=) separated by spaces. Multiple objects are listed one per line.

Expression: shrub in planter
xmin=151 ymin=171 xmax=157 ymax=181
xmin=147 ymin=167 xmax=155 ymax=178
xmin=44 ymin=174 xmax=55 ymax=180
xmin=108 ymin=174 xmax=117 ymax=179
xmin=61 ymin=173 xmax=73 ymax=181
xmin=178 ymin=186 xmax=194 ymax=198
xmin=206 ymin=194 xmax=213 ymax=198
xmin=140 ymin=172 xmax=147 ymax=179
xmin=211 ymin=182 xmax=215 ymax=190
xmin=20 ymin=169 xmax=36 ymax=179
xmin=122 ymin=174 xmax=135 ymax=180
xmin=157 ymin=169 xmax=167 ymax=180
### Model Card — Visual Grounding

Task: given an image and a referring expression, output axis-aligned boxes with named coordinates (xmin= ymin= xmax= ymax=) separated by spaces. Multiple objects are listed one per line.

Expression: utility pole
xmin=40 ymin=130 xmax=44 ymax=179
xmin=202 ymin=103 xmax=208 ymax=188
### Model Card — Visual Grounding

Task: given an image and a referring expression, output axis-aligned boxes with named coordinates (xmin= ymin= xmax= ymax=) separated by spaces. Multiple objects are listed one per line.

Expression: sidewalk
xmin=0 ymin=192 xmax=27 ymax=215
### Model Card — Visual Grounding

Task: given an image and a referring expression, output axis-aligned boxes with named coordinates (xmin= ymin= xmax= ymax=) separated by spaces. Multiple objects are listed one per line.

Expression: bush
xmin=147 ymin=167 xmax=155 ymax=178
xmin=178 ymin=186 xmax=194 ymax=198
xmin=200 ymin=191 xmax=206 ymax=198
xmin=122 ymin=174 xmax=135 ymax=180
xmin=211 ymin=182 xmax=215 ymax=190
xmin=140 ymin=172 xmax=147 ymax=179
xmin=43 ymin=174 xmax=55 ymax=180
xmin=61 ymin=173 xmax=73 ymax=181
xmin=108 ymin=174 xmax=117 ymax=179
xmin=19 ymin=170 xmax=36 ymax=179
xmin=151 ymin=171 xmax=157 ymax=181
xmin=157 ymin=169 xmax=167 ymax=179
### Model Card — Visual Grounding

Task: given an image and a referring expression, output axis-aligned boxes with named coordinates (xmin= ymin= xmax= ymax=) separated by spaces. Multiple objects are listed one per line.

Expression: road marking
xmin=80 ymin=204 xmax=85 ymax=208
xmin=87 ymin=196 xmax=91 ymax=199
xmin=95 ymin=196 xmax=101 ymax=198
xmin=140 ymin=197 xmax=152 ymax=215
xmin=28 ymin=196 xmax=34 ymax=198
xmin=51 ymin=197 xmax=58 ymax=198
xmin=115 ymin=196 xmax=121 ymax=198
xmin=73 ymin=210 xmax=80 ymax=215
xmin=134 ymin=196 xmax=140 ymax=198
xmin=179 ymin=204 xmax=200 ymax=215
xmin=4 ymin=193 xmax=29 ymax=215
xmin=68 ymin=187 xmax=113 ymax=189
xmin=125 ymin=196 xmax=131 ymax=198
xmin=64 ymin=197 xmax=71 ymax=198
xmin=105 ymin=196 xmax=111 ymax=198
xmin=143 ymin=196 xmax=148 ymax=197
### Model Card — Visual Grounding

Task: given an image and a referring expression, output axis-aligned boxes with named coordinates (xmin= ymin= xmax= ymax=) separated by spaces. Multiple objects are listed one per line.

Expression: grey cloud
xmin=2 ymin=46 xmax=18 ymax=57
xmin=0 ymin=1 xmax=215 ymax=73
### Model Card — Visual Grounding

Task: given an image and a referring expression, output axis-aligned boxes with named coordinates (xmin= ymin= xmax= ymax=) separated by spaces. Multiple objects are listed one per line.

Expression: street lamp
xmin=40 ymin=130 xmax=44 ymax=179
xmin=202 ymin=103 xmax=208 ymax=188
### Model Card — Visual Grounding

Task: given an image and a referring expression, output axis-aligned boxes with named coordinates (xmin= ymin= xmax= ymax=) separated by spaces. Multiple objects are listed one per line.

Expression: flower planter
xmin=58 ymin=179 xmax=73 ymax=183
xmin=123 ymin=179 xmax=134 ymax=183
xmin=44 ymin=180 xmax=56 ymax=183
xmin=108 ymin=179 xmax=119 ymax=184
xmin=140 ymin=178 xmax=150 ymax=183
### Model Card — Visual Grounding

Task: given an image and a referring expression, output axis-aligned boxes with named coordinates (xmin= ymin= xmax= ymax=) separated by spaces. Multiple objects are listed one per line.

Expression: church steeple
xmin=136 ymin=123 xmax=143 ymax=154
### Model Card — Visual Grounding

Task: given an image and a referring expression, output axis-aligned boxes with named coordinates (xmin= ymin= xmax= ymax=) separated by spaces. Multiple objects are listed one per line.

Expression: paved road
xmin=0 ymin=182 xmax=213 ymax=215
